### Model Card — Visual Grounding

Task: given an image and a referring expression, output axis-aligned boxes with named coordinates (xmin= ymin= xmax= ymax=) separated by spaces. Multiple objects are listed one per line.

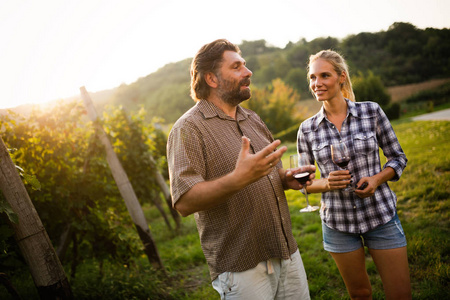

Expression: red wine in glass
xmin=331 ymin=142 xmax=354 ymax=191
xmin=333 ymin=158 xmax=350 ymax=169
xmin=290 ymin=153 xmax=319 ymax=212
xmin=294 ymin=172 xmax=310 ymax=185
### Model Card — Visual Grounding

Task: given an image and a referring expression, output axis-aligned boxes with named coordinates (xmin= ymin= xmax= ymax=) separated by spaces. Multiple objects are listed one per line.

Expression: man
xmin=167 ymin=39 xmax=313 ymax=299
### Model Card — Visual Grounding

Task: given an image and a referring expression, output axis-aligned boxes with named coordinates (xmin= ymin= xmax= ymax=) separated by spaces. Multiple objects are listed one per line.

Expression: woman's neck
xmin=323 ymin=95 xmax=347 ymax=118
xmin=323 ymin=96 xmax=347 ymax=131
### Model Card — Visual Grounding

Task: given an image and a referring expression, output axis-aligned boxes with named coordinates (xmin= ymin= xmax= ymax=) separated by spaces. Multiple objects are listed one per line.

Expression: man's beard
xmin=216 ymin=76 xmax=251 ymax=106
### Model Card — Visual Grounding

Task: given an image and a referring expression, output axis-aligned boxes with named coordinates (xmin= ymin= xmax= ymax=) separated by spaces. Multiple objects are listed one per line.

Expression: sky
xmin=1 ymin=0 xmax=449 ymax=109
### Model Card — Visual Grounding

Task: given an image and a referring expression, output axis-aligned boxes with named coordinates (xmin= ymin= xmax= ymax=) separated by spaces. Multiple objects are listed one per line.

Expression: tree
xmin=352 ymin=70 xmax=391 ymax=106
xmin=243 ymin=78 xmax=304 ymax=140
xmin=285 ymin=67 xmax=309 ymax=96
xmin=352 ymin=71 xmax=401 ymax=119
xmin=239 ymin=39 xmax=278 ymax=56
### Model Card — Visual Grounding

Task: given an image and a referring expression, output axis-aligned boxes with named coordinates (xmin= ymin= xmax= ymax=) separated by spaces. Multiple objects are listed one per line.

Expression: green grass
xmin=165 ymin=120 xmax=449 ymax=299
xmin=153 ymin=120 xmax=449 ymax=299
xmin=1 ymin=120 xmax=448 ymax=299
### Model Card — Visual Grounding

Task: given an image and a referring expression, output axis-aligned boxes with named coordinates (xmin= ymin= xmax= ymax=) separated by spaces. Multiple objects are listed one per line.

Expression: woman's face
xmin=309 ymin=58 xmax=345 ymax=102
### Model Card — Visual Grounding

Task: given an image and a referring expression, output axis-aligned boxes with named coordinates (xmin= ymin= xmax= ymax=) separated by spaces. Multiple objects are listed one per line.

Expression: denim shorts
xmin=322 ymin=213 xmax=407 ymax=253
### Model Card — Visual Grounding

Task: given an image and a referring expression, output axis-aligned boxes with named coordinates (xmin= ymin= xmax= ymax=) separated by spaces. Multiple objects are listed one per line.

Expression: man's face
xmin=215 ymin=51 xmax=253 ymax=106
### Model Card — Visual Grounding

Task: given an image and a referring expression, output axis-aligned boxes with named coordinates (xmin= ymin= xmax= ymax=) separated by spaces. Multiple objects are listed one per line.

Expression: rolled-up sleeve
xmin=167 ymin=120 xmax=206 ymax=205
xmin=376 ymin=106 xmax=407 ymax=181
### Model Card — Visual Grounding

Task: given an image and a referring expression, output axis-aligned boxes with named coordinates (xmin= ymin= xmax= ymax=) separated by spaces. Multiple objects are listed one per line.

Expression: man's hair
xmin=190 ymin=39 xmax=241 ymax=101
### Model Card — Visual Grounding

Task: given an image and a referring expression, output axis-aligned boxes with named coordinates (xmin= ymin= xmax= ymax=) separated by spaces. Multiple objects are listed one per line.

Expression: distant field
xmin=388 ymin=78 xmax=450 ymax=102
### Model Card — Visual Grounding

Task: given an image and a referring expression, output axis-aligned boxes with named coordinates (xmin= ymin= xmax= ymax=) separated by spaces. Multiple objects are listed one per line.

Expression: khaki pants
xmin=212 ymin=249 xmax=310 ymax=300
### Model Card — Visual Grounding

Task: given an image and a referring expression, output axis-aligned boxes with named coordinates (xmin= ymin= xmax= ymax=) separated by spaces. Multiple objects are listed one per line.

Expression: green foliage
xmin=399 ymin=82 xmax=450 ymax=118
xmin=353 ymin=70 xmax=391 ymax=105
xmin=344 ymin=22 xmax=450 ymax=86
xmin=352 ymin=70 xmax=402 ymax=120
xmin=242 ymin=78 xmax=306 ymax=140
xmin=0 ymin=199 xmax=17 ymax=224
xmin=239 ymin=39 xmax=279 ymax=56
xmin=406 ymin=82 xmax=450 ymax=105
xmin=103 ymin=59 xmax=193 ymax=123
xmin=1 ymin=22 xmax=450 ymax=300
xmin=1 ymin=120 xmax=448 ymax=299
xmin=102 ymin=106 xmax=168 ymax=205
xmin=93 ymin=23 xmax=449 ymax=127
xmin=383 ymin=102 xmax=401 ymax=120
xmin=0 ymin=100 xmax=169 ymax=281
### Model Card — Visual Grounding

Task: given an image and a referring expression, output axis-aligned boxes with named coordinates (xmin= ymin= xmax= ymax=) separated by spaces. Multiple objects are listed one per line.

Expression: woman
xmin=297 ymin=50 xmax=411 ymax=299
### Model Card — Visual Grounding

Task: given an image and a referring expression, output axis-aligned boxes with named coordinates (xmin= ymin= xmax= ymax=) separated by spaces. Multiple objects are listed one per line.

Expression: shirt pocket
xmin=312 ymin=142 xmax=332 ymax=166
xmin=353 ymin=132 xmax=378 ymax=156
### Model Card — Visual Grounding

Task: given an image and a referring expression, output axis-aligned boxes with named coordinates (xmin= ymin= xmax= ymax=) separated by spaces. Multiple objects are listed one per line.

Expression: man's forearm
xmin=174 ymin=171 xmax=247 ymax=217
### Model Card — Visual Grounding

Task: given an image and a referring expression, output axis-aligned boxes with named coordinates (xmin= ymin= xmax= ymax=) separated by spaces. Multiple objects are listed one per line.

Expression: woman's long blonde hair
xmin=307 ymin=50 xmax=355 ymax=102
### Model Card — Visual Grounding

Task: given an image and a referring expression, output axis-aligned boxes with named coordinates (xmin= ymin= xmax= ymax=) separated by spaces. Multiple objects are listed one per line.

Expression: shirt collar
xmin=312 ymin=98 xmax=358 ymax=130
xmin=346 ymin=98 xmax=359 ymax=118
xmin=197 ymin=99 xmax=250 ymax=121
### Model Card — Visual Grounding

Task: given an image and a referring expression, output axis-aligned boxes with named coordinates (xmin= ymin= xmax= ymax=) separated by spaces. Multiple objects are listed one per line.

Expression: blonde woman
xmin=297 ymin=50 xmax=411 ymax=300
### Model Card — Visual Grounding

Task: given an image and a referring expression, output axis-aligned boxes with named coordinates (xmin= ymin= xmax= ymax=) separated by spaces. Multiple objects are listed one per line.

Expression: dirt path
xmin=411 ymin=109 xmax=450 ymax=121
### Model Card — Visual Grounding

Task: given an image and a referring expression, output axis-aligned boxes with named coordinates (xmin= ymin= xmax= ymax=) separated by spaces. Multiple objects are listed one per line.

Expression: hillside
xmin=2 ymin=22 xmax=449 ymax=124
xmin=104 ymin=22 xmax=450 ymax=123
xmin=0 ymin=88 xmax=117 ymax=118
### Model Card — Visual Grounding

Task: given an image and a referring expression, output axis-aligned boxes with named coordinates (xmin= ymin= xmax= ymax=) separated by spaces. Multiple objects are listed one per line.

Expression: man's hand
xmin=232 ymin=136 xmax=287 ymax=187
xmin=284 ymin=166 xmax=316 ymax=190
xmin=175 ymin=136 xmax=288 ymax=216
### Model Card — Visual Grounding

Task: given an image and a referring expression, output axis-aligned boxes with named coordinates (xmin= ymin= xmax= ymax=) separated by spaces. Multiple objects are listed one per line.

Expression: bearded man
xmin=167 ymin=39 xmax=313 ymax=299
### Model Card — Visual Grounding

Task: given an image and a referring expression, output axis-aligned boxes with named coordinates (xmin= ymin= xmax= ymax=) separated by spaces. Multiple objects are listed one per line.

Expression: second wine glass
xmin=330 ymin=142 xmax=354 ymax=191
xmin=290 ymin=153 xmax=319 ymax=213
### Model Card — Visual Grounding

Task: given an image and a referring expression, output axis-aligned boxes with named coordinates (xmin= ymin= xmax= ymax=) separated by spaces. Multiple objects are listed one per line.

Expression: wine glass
xmin=330 ymin=142 xmax=354 ymax=191
xmin=290 ymin=153 xmax=319 ymax=213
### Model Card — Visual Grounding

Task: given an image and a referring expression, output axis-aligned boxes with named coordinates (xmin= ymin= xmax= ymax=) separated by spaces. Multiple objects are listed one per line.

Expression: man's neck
xmin=207 ymin=95 xmax=238 ymax=119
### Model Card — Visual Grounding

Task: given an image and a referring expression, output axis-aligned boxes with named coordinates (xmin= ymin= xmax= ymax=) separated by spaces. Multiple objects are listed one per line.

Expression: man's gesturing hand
xmin=232 ymin=136 xmax=287 ymax=187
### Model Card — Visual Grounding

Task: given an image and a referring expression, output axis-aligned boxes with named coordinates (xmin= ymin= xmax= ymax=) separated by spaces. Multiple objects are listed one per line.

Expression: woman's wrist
xmin=306 ymin=178 xmax=329 ymax=193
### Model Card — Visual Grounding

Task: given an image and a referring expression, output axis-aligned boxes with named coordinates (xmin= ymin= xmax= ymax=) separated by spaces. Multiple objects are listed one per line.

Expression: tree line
xmin=98 ymin=22 xmax=449 ymax=125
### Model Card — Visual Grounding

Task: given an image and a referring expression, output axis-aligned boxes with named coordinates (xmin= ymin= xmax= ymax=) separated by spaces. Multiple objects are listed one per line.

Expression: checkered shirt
xmin=297 ymin=99 xmax=407 ymax=234
xmin=167 ymin=100 xmax=297 ymax=281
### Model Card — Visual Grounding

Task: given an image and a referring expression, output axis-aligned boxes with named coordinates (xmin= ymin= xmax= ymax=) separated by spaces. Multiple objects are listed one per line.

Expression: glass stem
xmin=303 ymin=188 xmax=310 ymax=206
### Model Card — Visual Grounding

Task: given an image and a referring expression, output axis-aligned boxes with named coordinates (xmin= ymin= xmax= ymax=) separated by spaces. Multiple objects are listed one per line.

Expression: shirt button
xmin=353 ymin=206 xmax=356 ymax=209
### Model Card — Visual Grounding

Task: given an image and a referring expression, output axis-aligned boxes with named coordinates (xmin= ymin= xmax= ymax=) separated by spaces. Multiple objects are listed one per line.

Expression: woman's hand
xmin=354 ymin=167 xmax=396 ymax=198
xmin=354 ymin=177 xmax=378 ymax=198
xmin=327 ymin=170 xmax=352 ymax=191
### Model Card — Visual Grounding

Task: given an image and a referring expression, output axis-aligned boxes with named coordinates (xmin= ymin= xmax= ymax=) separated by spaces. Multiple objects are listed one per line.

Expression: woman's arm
xmin=305 ymin=170 xmax=351 ymax=193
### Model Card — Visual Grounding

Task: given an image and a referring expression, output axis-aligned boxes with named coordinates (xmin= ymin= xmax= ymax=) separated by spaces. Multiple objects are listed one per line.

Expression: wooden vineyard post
xmin=149 ymin=154 xmax=181 ymax=230
xmin=120 ymin=107 xmax=181 ymax=231
xmin=79 ymin=86 xmax=164 ymax=270
xmin=0 ymin=136 xmax=73 ymax=299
